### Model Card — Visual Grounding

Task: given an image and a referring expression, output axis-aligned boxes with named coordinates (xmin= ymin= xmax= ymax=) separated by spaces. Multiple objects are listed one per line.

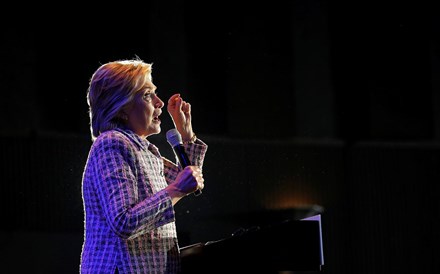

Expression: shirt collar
xmin=114 ymin=127 xmax=150 ymax=151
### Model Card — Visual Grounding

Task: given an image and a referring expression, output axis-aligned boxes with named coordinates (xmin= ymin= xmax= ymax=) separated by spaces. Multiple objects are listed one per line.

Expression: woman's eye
xmin=143 ymin=94 xmax=152 ymax=101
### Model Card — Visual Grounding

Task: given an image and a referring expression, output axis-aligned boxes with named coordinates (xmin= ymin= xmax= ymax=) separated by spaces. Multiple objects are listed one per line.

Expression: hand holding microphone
xmin=167 ymin=129 xmax=203 ymax=196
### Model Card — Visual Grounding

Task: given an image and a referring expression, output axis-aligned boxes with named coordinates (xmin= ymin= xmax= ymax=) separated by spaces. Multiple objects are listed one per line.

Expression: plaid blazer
xmin=80 ymin=128 xmax=207 ymax=273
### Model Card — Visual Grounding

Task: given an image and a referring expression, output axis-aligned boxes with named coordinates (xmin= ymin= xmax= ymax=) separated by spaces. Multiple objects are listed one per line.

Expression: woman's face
xmin=124 ymin=80 xmax=164 ymax=137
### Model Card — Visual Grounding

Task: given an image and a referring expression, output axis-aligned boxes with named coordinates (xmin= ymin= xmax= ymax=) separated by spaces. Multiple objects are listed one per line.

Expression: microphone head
xmin=166 ymin=129 xmax=183 ymax=147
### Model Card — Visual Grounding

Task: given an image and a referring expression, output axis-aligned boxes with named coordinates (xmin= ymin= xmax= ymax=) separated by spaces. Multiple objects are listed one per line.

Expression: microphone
xmin=166 ymin=129 xmax=202 ymax=196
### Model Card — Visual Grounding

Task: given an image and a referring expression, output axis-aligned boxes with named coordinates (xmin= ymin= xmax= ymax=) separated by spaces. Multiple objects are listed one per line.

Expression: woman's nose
xmin=155 ymin=96 xmax=164 ymax=108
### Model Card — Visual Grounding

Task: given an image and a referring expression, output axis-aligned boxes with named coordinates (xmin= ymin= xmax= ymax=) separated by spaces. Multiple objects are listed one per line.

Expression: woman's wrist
xmin=182 ymin=133 xmax=197 ymax=144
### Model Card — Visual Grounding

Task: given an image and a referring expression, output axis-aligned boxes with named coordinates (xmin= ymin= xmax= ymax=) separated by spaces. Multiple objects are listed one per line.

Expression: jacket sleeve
xmin=163 ymin=138 xmax=208 ymax=184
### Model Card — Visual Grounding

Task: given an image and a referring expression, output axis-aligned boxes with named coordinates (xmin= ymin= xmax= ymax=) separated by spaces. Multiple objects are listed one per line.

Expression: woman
xmin=80 ymin=57 xmax=207 ymax=273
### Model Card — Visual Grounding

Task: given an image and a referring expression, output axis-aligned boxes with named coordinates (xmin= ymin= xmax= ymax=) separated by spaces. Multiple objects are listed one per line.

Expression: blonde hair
xmin=86 ymin=57 xmax=152 ymax=141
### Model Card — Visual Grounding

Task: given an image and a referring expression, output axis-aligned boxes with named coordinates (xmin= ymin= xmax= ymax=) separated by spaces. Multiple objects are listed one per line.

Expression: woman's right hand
xmin=165 ymin=166 xmax=204 ymax=205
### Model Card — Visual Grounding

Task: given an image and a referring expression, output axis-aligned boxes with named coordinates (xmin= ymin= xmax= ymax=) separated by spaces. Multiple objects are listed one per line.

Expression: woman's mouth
xmin=153 ymin=116 xmax=160 ymax=123
xmin=153 ymin=112 xmax=161 ymax=123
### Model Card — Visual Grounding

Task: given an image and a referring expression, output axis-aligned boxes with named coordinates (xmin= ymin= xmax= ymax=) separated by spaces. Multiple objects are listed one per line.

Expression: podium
xmin=180 ymin=215 xmax=324 ymax=273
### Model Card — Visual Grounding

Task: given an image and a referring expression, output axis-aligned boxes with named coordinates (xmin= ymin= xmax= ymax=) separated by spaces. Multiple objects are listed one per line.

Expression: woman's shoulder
xmin=93 ymin=128 xmax=147 ymax=152
xmin=97 ymin=129 xmax=128 ymax=141
xmin=92 ymin=129 xmax=133 ymax=149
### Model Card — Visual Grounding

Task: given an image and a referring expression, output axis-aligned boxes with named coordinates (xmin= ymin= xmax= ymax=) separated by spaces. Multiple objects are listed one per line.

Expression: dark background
xmin=1 ymin=1 xmax=439 ymax=273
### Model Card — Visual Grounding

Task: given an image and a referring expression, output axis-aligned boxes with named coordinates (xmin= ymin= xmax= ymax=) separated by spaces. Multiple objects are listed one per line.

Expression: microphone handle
xmin=173 ymin=145 xmax=202 ymax=196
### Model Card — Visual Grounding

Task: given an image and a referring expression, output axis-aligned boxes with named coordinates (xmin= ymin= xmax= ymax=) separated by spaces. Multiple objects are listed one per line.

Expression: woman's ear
xmin=118 ymin=111 xmax=129 ymax=121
